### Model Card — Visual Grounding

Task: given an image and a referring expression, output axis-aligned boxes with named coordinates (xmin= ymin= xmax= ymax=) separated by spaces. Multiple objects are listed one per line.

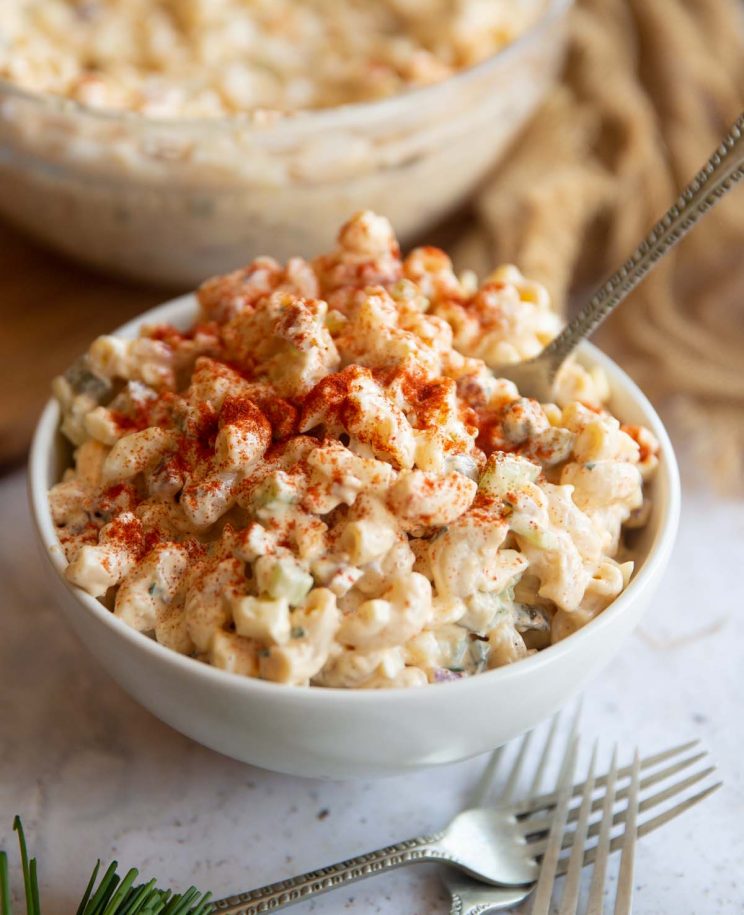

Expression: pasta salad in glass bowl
xmin=30 ymin=212 xmax=679 ymax=775
xmin=0 ymin=1 xmax=570 ymax=284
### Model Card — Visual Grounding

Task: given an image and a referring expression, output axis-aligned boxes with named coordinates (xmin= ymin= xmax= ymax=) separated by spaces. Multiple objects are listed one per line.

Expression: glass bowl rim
xmin=0 ymin=0 xmax=573 ymax=137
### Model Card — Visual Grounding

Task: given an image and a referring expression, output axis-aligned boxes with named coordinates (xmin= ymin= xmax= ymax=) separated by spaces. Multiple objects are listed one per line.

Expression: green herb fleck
xmin=291 ymin=627 xmax=306 ymax=639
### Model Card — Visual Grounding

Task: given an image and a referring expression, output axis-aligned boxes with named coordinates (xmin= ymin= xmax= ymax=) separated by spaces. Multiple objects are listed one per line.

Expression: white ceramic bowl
xmin=28 ymin=294 xmax=680 ymax=779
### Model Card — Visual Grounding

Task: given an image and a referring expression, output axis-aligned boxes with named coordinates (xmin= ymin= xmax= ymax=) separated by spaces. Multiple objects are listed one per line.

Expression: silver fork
xmin=210 ymin=710 xmax=589 ymax=914
xmin=446 ymin=709 xmax=578 ymax=913
xmin=212 ymin=704 xmax=715 ymax=915
xmin=496 ymin=110 xmax=744 ymax=402
xmin=530 ymin=744 xmax=639 ymax=914
xmin=449 ymin=738 xmax=720 ymax=914
xmin=210 ymin=762 xmax=555 ymax=915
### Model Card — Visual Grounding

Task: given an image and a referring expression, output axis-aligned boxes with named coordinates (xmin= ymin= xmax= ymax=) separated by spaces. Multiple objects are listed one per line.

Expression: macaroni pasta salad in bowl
xmin=29 ymin=212 xmax=680 ymax=777
xmin=0 ymin=0 xmax=570 ymax=284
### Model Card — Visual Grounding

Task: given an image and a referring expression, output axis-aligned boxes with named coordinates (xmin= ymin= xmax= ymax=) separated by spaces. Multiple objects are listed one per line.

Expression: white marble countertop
xmin=1 ymin=464 xmax=742 ymax=914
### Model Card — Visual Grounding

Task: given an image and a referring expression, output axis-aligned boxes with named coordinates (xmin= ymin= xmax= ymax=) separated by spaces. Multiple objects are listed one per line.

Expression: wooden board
xmin=0 ymin=219 xmax=172 ymax=470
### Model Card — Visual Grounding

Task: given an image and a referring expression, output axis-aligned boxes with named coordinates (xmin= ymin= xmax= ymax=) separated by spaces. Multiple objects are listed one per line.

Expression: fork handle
xmin=541 ymin=109 xmax=744 ymax=375
xmin=210 ymin=833 xmax=445 ymax=914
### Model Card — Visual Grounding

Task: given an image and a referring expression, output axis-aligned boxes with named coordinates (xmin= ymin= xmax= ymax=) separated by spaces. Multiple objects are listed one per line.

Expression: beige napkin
xmin=450 ymin=0 xmax=744 ymax=490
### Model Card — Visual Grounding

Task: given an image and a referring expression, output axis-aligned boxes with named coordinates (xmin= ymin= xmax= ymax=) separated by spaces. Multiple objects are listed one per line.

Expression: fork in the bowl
xmin=447 ymin=736 xmax=720 ymax=914
xmin=495 ymin=110 xmax=744 ymax=402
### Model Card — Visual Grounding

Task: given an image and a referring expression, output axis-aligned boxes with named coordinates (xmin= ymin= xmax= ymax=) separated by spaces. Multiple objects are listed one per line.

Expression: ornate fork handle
xmin=211 ymin=832 xmax=448 ymax=914
xmin=541 ymin=109 xmax=744 ymax=375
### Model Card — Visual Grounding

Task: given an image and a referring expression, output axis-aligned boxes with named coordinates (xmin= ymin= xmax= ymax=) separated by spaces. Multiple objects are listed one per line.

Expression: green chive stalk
xmin=0 ymin=820 xmax=211 ymax=915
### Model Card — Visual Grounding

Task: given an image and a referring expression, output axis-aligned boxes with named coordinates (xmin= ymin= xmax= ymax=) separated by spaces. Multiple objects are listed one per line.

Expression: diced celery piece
xmin=509 ymin=516 xmax=561 ymax=550
xmin=478 ymin=453 xmax=540 ymax=498
xmin=254 ymin=471 xmax=300 ymax=511
xmin=265 ymin=558 xmax=313 ymax=606
xmin=445 ymin=636 xmax=468 ymax=673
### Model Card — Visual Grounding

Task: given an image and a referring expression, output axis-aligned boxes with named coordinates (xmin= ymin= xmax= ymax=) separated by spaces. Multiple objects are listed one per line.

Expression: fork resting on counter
xmin=209 ymin=711 xmax=720 ymax=914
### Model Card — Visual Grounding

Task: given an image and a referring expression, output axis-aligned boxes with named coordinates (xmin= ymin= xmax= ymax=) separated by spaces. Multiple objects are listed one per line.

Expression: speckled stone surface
xmin=1 ymin=465 xmax=742 ymax=914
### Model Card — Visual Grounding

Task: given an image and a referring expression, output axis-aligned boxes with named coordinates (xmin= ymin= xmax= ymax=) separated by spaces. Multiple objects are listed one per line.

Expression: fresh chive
xmin=101 ymin=869 xmax=139 ymax=915
xmin=1 ymin=851 xmax=11 ymax=915
xmin=76 ymin=861 xmax=102 ymax=915
xmin=83 ymin=861 xmax=120 ymax=915
xmin=191 ymin=894 xmax=213 ymax=915
xmin=163 ymin=887 xmax=200 ymax=915
xmin=12 ymin=818 xmax=33 ymax=915
xmin=182 ymin=890 xmax=210 ymax=915
xmin=117 ymin=879 xmax=157 ymax=915
xmin=146 ymin=886 xmax=172 ymax=914
xmin=140 ymin=890 xmax=170 ymax=915
xmin=28 ymin=861 xmax=40 ymax=915
xmin=162 ymin=892 xmax=189 ymax=915
xmin=5 ymin=822 xmax=210 ymax=915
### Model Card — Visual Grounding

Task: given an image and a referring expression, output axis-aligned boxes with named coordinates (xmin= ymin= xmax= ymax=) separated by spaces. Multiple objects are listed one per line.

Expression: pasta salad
xmin=0 ymin=0 xmax=542 ymax=117
xmin=49 ymin=211 xmax=659 ymax=688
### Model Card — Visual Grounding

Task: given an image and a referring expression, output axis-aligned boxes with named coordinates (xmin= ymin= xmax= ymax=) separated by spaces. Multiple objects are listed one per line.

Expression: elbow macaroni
xmin=0 ymin=1 xmax=541 ymax=118
xmin=49 ymin=211 xmax=659 ymax=688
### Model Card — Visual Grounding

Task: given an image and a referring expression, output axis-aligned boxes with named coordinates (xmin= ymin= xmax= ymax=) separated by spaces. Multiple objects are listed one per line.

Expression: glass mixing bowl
xmin=0 ymin=0 xmax=571 ymax=287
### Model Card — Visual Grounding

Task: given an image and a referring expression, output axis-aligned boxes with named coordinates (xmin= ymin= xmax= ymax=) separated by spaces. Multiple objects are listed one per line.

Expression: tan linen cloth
xmin=450 ymin=0 xmax=744 ymax=491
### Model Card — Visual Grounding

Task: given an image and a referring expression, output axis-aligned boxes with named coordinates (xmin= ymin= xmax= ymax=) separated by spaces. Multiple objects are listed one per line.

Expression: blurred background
xmin=1 ymin=0 xmax=742 ymax=489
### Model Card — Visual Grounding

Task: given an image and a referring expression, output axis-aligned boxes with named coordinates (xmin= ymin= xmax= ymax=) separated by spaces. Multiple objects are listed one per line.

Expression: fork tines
xmin=477 ymin=713 xmax=720 ymax=914
xmin=520 ymin=736 xmax=719 ymax=914
xmin=521 ymin=740 xmax=720 ymax=868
